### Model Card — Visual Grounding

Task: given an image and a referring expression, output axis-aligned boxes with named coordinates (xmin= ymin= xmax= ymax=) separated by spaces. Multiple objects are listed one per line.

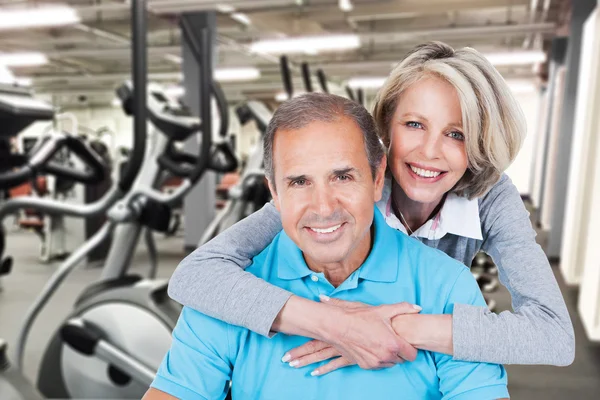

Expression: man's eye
xmin=335 ymin=175 xmax=352 ymax=182
xmin=406 ymin=121 xmax=423 ymax=129
xmin=291 ymin=179 xmax=306 ymax=186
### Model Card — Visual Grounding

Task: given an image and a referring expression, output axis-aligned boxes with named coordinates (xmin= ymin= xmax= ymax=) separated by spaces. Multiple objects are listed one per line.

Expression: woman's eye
xmin=406 ymin=121 xmax=422 ymax=129
xmin=448 ymin=131 xmax=465 ymax=141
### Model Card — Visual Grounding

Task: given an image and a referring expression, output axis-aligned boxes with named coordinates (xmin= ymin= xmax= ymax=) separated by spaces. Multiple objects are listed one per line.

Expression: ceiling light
xmin=0 ymin=52 xmax=48 ymax=67
xmin=217 ymin=5 xmax=236 ymax=13
xmin=0 ymin=5 xmax=80 ymax=31
xmin=250 ymin=34 xmax=360 ymax=55
xmin=347 ymin=77 xmax=387 ymax=89
xmin=339 ymin=0 xmax=354 ymax=12
xmin=215 ymin=67 xmax=260 ymax=82
xmin=15 ymin=77 xmax=32 ymax=87
xmin=484 ymin=50 xmax=546 ymax=66
xmin=231 ymin=13 xmax=251 ymax=25
xmin=275 ymin=92 xmax=289 ymax=102
xmin=275 ymin=91 xmax=306 ymax=102
xmin=0 ymin=65 xmax=14 ymax=84
xmin=164 ymin=54 xmax=182 ymax=64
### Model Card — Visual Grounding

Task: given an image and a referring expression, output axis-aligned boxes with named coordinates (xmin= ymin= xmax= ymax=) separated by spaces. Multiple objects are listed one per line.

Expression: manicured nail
xmin=289 ymin=360 xmax=299 ymax=367
xmin=282 ymin=353 xmax=291 ymax=362
xmin=319 ymin=294 xmax=330 ymax=302
xmin=413 ymin=305 xmax=422 ymax=311
xmin=311 ymin=369 xmax=320 ymax=376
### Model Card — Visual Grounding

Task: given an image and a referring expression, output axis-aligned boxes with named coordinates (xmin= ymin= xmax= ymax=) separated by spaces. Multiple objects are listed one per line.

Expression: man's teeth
xmin=311 ymin=224 xmax=342 ymax=234
xmin=410 ymin=165 xmax=441 ymax=178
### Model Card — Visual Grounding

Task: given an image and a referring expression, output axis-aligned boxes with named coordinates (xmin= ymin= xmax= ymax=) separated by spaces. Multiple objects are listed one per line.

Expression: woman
xmin=168 ymin=42 xmax=575 ymax=375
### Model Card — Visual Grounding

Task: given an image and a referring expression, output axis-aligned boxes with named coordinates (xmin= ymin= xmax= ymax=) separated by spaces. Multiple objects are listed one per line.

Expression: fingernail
xmin=319 ymin=294 xmax=330 ymax=302
xmin=289 ymin=360 xmax=299 ymax=367
xmin=281 ymin=353 xmax=291 ymax=362
xmin=413 ymin=305 xmax=422 ymax=311
xmin=311 ymin=369 xmax=320 ymax=376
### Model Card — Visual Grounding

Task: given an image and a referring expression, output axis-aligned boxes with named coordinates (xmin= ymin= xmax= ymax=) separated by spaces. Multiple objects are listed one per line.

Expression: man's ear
xmin=267 ymin=178 xmax=281 ymax=212
xmin=373 ymin=155 xmax=387 ymax=203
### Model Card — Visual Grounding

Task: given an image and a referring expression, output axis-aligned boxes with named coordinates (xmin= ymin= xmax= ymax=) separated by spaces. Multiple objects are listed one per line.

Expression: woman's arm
xmin=168 ymin=202 xmax=289 ymax=337
xmin=453 ymin=174 xmax=575 ymax=366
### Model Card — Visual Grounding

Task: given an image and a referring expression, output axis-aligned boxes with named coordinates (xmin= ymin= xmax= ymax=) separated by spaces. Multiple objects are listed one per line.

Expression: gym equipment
xmin=0 ymin=1 xmax=148 ymax=399
xmin=198 ymin=55 xmax=303 ymax=246
xmin=28 ymin=11 xmax=226 ymax=398
xmin=0 ymin=85 xmax=112 ymax=400
xmin=198 ymin=100 xmax=272 ymax=245
xmin=30 ymin=76 xmax=230 ymax=397
xmin=471 ymin=252 xmax=499 ymax=312
xmin=0 ymin=82 xmax=54 ymax=291
xmin=30 ymin=80 xmax=214 ymax=399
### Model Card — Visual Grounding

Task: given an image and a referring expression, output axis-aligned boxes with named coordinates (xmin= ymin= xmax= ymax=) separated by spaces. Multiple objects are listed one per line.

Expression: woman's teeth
xmin=310 ymin=224 xmax=342 ymax=234
xmin=410 ymin=165 xmax=442 ymax=178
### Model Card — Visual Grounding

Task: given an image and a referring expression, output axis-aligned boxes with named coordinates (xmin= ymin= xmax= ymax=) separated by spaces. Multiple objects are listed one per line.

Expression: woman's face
xmin=388 ymin=75 xmax=469 ymax=206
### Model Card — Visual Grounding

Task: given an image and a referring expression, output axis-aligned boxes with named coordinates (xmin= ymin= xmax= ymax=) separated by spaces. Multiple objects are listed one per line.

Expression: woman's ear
xmin=373 ymin=155 xmax=387 ymax=202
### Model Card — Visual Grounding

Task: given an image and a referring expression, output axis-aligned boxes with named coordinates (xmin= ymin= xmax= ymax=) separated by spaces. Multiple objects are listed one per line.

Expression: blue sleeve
xmin=151 ymin=307 xmax=234 ymax=400
xmin=435 ymin=269 xmax=509 ymax=400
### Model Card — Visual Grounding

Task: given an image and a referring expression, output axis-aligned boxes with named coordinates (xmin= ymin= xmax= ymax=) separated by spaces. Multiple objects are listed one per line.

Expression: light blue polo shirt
xmin=152 ymin=207 xmax=508 ymax=400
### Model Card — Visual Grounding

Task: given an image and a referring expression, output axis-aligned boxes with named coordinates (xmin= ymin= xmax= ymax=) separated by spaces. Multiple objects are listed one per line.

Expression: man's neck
xmin=304 ymin=227 xmax=373 ymax=287
xmin=391 ymin=182 xmax=444 ymax=233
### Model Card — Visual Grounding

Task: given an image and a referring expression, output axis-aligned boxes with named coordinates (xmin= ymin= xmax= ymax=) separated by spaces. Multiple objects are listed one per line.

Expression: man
xmin=144 ymin=93 xmax=509 ymax=400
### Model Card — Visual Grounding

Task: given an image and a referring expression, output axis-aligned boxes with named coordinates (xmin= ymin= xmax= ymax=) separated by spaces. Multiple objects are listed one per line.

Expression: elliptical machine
xmin=32 ymin=77 xmax=226 ymax=398
xmin=25 ymin=13 xmax=232 ymax=398
xmin=0 ymin=83 xmax=112 ymax=400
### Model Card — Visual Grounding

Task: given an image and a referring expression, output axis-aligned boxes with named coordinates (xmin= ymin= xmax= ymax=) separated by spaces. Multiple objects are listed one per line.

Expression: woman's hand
xmin=282 ymin=296 xmax=421 ymax=376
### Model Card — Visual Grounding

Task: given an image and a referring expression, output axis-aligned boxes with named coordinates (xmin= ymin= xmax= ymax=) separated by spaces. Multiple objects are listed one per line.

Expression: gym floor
xmin=1 ymin=225 xmax=599 ymax=399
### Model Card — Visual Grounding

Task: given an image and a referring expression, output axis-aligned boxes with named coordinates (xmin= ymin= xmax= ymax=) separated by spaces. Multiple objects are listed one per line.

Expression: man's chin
xmin=303 ymin=249 xmax=347 ymax=265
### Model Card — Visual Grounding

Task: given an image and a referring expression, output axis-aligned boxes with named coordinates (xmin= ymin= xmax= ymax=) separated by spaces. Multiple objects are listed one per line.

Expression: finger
xmin=319 ymin=295 xmax=367 ymax=309
xmin=289 ymin=347 xmax=341 ymax=368
xmin=380 ymin=302 xmax=422 ymax=318
xmin=310 ymin=357 xmax=354 ymax=376
xmin=394 ymin=339 xmax=418 ymax=362
xmin=284 ymin=340 xmax=330 ymax=362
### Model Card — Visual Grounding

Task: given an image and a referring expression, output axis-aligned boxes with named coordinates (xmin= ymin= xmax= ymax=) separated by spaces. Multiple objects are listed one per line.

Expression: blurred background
xmin=0 ymin=1 xmax=599 ymax=399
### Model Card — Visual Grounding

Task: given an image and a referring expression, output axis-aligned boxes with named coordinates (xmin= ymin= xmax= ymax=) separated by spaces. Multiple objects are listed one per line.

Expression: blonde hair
xmin=372 ymin=41 xmax=526 ymax=199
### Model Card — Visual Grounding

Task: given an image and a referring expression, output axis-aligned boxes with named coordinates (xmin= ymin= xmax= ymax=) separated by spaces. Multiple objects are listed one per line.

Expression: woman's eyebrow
xmin=399 ymin=112 xmax=428 ymax=121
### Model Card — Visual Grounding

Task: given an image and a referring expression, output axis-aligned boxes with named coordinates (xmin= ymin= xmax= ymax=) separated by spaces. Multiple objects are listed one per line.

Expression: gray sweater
xmin=168 ymin=174 xmax=575 ymax=366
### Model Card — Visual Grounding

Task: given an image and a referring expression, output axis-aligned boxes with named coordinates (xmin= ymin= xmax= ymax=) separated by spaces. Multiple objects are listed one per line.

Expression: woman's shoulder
xmin=477 ymin=173 xmax=527 ymax=225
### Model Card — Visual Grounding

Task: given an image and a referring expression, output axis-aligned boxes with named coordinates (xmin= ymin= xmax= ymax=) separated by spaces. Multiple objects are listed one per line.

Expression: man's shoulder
xmin=245 ymin=231 xmax=286 ymax=279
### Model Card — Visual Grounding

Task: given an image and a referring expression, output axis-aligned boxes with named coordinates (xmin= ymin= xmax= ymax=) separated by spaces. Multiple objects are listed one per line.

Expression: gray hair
xmin=264 ymin=92 xmax=385 ymax=189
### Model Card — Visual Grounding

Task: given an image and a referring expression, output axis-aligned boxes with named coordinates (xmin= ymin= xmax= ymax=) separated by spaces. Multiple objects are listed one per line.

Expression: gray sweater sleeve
xmin=452 ymin=174 xmax=575 ymax=366
xmin=167 ymin=202 xmax=291 ymax=337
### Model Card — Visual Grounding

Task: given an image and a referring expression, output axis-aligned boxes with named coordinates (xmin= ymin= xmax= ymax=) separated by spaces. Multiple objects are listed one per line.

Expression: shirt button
xmin=311 ymin=275 xmax=319 ymax=282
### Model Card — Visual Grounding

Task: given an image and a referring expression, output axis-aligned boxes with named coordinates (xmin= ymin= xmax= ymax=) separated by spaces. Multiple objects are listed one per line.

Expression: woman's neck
xmin=391 ymin=181 xmax=445 ymax=234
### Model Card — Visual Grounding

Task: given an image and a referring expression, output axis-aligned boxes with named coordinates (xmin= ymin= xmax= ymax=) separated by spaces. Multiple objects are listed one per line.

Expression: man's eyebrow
xmin=285 ymin=174 xmax=308 ymax=182
xmin=332 ymin=167 xmax=358 ymax=175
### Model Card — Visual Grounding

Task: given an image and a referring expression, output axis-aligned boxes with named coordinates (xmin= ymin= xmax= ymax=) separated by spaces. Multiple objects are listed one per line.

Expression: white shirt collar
xmin=375 ymin=177 xmax=483 ymax=241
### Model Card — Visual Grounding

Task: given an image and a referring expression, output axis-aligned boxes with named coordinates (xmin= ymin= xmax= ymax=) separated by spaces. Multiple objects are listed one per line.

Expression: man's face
xmin=268 ymin=116 xmax=386 ymax=266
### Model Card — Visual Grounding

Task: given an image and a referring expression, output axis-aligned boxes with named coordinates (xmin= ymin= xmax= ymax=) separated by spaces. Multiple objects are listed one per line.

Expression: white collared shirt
xmin=375 ymin=178 xmax=483 ymax=241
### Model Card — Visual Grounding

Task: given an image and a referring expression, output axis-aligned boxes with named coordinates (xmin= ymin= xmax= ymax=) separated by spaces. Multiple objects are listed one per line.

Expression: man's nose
xmin=312 ymin=184 xmax=337 ymax=217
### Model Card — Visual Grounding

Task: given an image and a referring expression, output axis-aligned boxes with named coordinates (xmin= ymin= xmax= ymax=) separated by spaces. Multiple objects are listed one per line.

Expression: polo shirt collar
xmin=276 ymin=207 xmax=399 ymax=284
xmin=376 ymin=177 xmax=483 ymax=241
